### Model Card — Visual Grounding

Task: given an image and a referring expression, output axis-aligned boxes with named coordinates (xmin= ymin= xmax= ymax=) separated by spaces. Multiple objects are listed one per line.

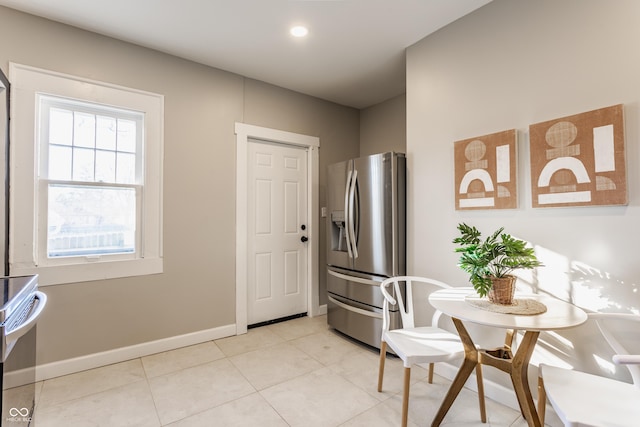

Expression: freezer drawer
xmin=327 ymin=267 xmax=403 ymax=309
xmin=327 ymin=294 xmax=401 ymax=350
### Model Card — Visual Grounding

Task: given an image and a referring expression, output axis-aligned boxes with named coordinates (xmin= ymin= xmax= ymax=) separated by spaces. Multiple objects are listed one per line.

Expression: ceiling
xmin=0 ymin=0 xmax=491 ymax=109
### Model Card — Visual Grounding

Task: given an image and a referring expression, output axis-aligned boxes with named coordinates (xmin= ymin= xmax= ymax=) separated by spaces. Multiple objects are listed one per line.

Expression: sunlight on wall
xmin=531 ymin=244 xmax=639 ymax=314
xmin=529 ymin=331 xmax=575 ymax=369
xmin=511 ymin=243 xmax=639 ymax=374
xmin=532 ymin=245 xmax=571 ymax=299
xmin=569 ymin=261 xmax=639 ymax=314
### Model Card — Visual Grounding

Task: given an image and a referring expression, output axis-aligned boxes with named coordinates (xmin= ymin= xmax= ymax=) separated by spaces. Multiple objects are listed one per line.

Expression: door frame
xmin=235 ymin=122 xmax=320 ymax=335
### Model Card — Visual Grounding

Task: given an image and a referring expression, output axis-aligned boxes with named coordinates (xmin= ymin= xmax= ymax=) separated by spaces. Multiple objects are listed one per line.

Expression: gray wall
xmin=359 ymin=93 xmax=406 ymax=156
xmin=0 ymin=6 xmax=359 ymax=365
xmin=407 ymin=0 xmax=640 ymax=387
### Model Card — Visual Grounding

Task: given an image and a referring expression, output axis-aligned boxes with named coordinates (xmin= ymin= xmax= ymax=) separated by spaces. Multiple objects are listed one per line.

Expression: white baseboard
xmin=27 ymin=318 xmax=521 ymax=416
xmin=315 ymin=304 xmax=327 ymax=316
xmin=34 ymin=323 xmax=237 ymax=383
xmin=33 ymin=309 xmax=328 ymax=385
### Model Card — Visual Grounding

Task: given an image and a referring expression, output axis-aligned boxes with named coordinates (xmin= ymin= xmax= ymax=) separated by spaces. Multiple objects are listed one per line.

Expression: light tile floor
xmin=33 ymin=315 xmax=561 ymax=426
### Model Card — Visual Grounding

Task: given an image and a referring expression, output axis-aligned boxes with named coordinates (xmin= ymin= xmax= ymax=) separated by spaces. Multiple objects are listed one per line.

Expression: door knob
xmin=301 ymin=236 xmax=308 ymax=242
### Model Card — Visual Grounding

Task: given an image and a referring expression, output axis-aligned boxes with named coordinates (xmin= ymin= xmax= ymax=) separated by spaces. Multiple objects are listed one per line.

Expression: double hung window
xmin=41 ymin=97 xmax=141 ymax=259
xmin=10 ymin=64 xmax=163 ymax=285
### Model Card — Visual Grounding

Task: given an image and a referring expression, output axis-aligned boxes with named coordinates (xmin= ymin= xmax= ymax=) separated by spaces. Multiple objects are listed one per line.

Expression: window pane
xmin=95 ymin=150 xmax=116 ymax=183
xmin=49 ymin=108 xmax=73 ymax=146
xmin=47 ymin=184 xmax=136 ymax=257
xmin=116 ymin=152 xmax=136 ymax=184
xmin=117 ymin=119 xmax=136 ymax=153
xmin=73 ymin=147 xmax=95 ymax=181
xmin=48 ymin=145 xmax=72 ymax=180
xmin=74 ymin=111 xmax=96 ymax=148
xmin=96 ymin=116 xmax=117 ymax=150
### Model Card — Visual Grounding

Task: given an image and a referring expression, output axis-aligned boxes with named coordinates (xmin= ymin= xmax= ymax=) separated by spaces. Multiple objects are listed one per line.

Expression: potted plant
xmin=452 ymin=223 xmax=543 ymax=304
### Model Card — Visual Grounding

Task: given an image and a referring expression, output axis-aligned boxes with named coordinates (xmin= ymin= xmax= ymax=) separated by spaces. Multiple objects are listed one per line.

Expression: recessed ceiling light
xmin=290 ymin=26 xmax=309 ymax=38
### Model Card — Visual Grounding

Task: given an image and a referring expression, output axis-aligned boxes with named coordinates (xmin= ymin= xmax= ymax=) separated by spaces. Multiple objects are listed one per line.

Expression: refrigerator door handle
xmin=348 ymin=169 xmax=358 ymax=259
xmin=344 ymin=169 xmax=353 ymax=258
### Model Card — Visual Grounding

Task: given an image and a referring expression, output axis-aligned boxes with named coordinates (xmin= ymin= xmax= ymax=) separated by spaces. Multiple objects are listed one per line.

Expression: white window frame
xmin=9 ymin=63 xmax=164 ymax=286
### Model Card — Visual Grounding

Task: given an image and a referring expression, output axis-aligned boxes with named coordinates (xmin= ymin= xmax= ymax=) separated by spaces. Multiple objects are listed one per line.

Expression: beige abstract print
xmin=454 ymin=129 xmax=518 ymax=210
xmin=529 ymin=105 xmax=626 ymax=208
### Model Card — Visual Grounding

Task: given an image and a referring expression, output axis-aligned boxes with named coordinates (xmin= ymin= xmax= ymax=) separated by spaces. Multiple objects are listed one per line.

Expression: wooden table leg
xmin=434 ymin=321 xmax=544 ymax=427
xmin=510 ymin=331 xmax=541 ymax=427
xmin=431 ymin=318 xmax=479 ymax=426
xmin=480 ymin=330 xmax=542 ymax=427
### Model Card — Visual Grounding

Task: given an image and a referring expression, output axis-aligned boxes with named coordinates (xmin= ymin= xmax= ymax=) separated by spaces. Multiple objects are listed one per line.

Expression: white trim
xmin=8 ymin=63 xmax=164 ymax=285
xmin=235 ymin=123 xmax=320 ymax=335
xmin=317 ymin=304 xmax=327 ymax=316
xmin=29 ymin=323 xmax=236 ymax=384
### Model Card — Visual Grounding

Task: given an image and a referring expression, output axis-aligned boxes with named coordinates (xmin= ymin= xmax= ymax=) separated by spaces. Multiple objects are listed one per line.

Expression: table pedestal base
xmin=431 ymin=318 xmax=542 ymax=427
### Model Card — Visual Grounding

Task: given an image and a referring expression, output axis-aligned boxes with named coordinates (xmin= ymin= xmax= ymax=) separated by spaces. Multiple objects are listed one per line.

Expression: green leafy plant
xmin=452 ymin=223 xmax=543 ymax=297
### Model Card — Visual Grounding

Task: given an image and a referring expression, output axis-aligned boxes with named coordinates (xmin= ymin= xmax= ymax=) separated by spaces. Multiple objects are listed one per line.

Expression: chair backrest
xmin=380 ymin=276 xmax=452 ymax=334
xmin=590 ymin=312 xmax=640 ymax=387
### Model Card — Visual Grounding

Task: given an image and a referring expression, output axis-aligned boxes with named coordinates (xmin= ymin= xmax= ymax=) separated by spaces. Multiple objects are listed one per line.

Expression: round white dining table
xmin=428 ymin=287 xmax=587 ymax=427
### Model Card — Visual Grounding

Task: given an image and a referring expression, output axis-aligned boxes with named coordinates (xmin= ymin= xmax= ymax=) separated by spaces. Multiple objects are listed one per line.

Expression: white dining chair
xmin=538 ymin=312 xmax=640 ymax=427
xmin=377 ymin=276 xmax=486 ymax=427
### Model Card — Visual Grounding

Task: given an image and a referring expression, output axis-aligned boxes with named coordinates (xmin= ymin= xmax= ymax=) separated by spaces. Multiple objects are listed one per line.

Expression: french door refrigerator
xmin=326 ymin=151 xmax=405 ymax=349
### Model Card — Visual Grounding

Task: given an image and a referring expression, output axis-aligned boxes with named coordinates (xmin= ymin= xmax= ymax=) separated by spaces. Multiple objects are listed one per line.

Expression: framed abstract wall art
xmin=454 ymin=129 xmax=517 ymax=210
xmin=529 ymin=104 xmax=626 ymax=208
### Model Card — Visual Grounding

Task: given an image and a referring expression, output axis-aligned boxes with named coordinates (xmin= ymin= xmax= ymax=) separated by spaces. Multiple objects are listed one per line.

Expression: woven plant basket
xmin=487 ymin=275 xmax=516 ymax=305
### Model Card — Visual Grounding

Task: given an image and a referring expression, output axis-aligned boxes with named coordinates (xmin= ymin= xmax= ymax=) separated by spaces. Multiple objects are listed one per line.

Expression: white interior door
xmin=247 ymin=139 xmax=308 ymax=325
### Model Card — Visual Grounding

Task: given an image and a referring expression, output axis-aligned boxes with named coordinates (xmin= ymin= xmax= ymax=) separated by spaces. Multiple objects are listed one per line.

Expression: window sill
xmin=11 ymin=257 xmax=163 ymax=286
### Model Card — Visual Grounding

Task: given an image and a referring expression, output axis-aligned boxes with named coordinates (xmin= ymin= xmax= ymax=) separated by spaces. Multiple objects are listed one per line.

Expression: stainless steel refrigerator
xmin=326 ymin=151 xmax=406 ymax=349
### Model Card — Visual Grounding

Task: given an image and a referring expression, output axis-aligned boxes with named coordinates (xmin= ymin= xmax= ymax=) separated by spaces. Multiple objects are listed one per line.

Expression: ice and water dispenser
xmin=330 ymin=211 xmax=348 ymax=252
